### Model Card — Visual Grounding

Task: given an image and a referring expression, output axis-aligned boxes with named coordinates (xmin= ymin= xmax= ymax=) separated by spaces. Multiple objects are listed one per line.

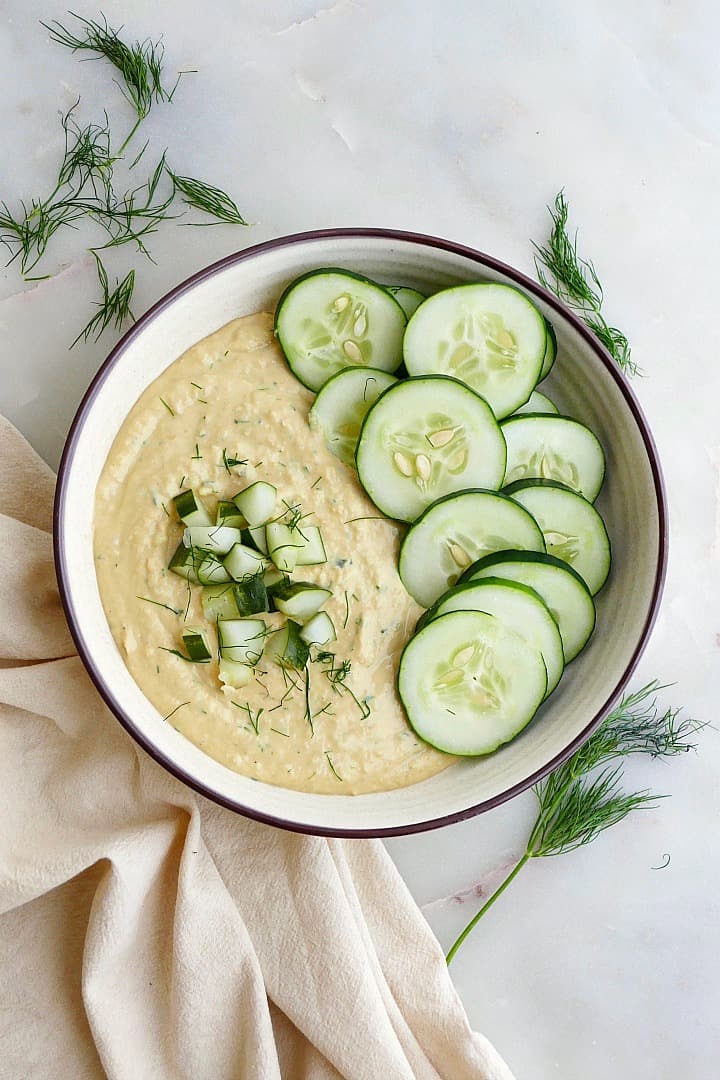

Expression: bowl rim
xmin=53 ymin=226 xmax=669 ymax=837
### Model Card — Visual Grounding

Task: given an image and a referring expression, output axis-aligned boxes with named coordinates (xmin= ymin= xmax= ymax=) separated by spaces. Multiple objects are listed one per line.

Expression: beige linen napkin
xmin=0 ymin=416 xmax=513 ymax=1080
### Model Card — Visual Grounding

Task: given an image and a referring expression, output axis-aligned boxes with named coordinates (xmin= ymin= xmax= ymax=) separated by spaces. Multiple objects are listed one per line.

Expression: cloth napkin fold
xmin=0 ymin=416 xmax=513 ymax=1080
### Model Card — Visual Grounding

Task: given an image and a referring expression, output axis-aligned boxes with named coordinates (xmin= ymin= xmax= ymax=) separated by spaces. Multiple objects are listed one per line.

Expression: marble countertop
xmin=2 ymin=1 xmax=718 ymax=1075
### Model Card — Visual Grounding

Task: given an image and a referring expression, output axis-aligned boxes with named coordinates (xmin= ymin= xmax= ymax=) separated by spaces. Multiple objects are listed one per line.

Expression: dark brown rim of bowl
xmin=54 ymin=227 xmax=668 ymax=838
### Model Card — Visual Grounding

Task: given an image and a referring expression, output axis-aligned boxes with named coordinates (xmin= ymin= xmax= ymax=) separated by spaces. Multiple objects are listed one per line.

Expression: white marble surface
xmin=1 ymin=1 xmax=718 ymax=1076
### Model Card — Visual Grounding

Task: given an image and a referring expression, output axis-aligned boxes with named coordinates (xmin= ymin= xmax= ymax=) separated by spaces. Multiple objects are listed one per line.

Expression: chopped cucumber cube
xmin=168 ymin=541 xmax=200 ymax=583
xmin=173 ymin=489 xmax=212 ymax=526
xmin=272 ymin=581 xmax=332 ymax=619
xmin=247 ymin=525 xmax=268 ymax=554
xmin=265 ymin=620 xmax=309 ymax=670
xmin=234 ymin=576 xmax=269 ymax=616
xmin=300 ymin=611 xmax=336 ymax=646
xmin=223 ymin=542 xmax=268 ymax=581
xmin=202 ymin=583 xmax=240 ymax=621
xmin=183 ymin=525 xmax=243 ymax=555
xmin=234 ymin=481 xmax=277 ymax=527
xmin=294 ymin=525 xmax=327 ymax=566
xmin=216 ymin=500 xmax=247 ymax=528
xmin=266 ymin=522 xmax=301 ymax=573
xmin=217 ymin=618 xmax=267 ymax=665
xmin=218 ymin=657 xmax=253 ymax=689
xmin=182 ymin=628 xmax=212 ymax=662
xmin=196 ymin=553 xmax=233 ymax=585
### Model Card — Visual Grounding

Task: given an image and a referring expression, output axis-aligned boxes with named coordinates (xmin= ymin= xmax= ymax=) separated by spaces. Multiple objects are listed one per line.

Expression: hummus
xmin=94 ymin=312 xmax=454 ymax=794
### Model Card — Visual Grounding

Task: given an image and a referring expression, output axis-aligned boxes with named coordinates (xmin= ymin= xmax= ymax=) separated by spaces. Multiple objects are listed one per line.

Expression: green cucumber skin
xmin=500 ymin=413 xmax=607 ymax=503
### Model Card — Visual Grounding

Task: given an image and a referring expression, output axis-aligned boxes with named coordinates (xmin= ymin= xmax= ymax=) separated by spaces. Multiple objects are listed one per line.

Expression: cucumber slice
xmin=202 ymin=583 xmax=241 ymax=622
xmin=272 ymin=581 xmax=332 ymax=619
xmin=265 ymin=619 xmax=309 ymax=670
xmin=426 ymin=577 xmax=564 ymax=696
xmin=223 ymin=543 xmax=268 ymax=581
xmin=275 ymin=268 xmax=406 ymax=392
xmin=398 ymin=610 xmax=547 ymax=755
xmin=399 ymin=489 xmax=545 ymax=608
xmin=216 ymin=500 xmax=247 ymax=528
xmin=217 ymin=618 xmax=266 ymax=665
xmin=505 ymin=479 xmax=611 ymax=595
xmin=309 ymin=366 xmax=397 ymax=466
xmin=294 ymin=525 xmax=327 ymax=566
xmin=168 ymin=541 xmax=200 ymax=583
xmin=385 ymin=285 xmax=425 ymax=319
xmin=172 ymin=489 xmax=212 ymax=527
xmin=182 ymin=628 xmax=212 ymax=662
xmin=462 ymin=550 xmax=595 ymax=662
xmin=512 ymin=390 xmax=558 ymax=416
xmin=501 ymin=415 xmax=606 ymax=501
xmin=218 ymin=657 xmax=253 ymax=689
xmin=539 ymin=319 xmax=557 ymax=381
xmin=403 ymin=284 xmax=546 ymax=419
xmin=355 ymin=376 xmax=506 ymax=522
xmin=183 ymin=525 xmax=243 ymax=555
xmin=300 ymin=611 xmax=336 ymax=646
xmin=234 ymin=482 xmax=277 ymax=528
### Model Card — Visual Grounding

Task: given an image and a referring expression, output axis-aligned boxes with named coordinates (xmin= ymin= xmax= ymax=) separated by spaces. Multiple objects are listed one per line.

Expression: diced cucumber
xmin=273 ymin=581 xmax=332 ymax=619
xmin=398 ymin=610 xmax=547 ymax=755
xmin=309 ymin=366 xmax=397 ymax=466
xmin=246 ymin=525 xmax=268 ymax=554
xmin=263 ymin=566 xmax=287 ymax=589
xmin=195 ymin=552 xmax=233 ymax=585
xmin=216 ymin=500 xmax=247 ymax=528
xmin=202 ymin=583 xmax=240 ymax=622
xmin=265 ymin=619 xmax=309 ymax=670
xmin=505 ymin=479 xmax=611 ymax=595
xmin=217 ymin=618 xmax=266 ymax=665
xmin=169 ymin=543 xmax=232 ymax=585
xmin=539 ymin=319 xmax=557 ymax=380
xmin=300 ymin=611 xmax=336 ymax=646
xmin=182 ymin=628 xmax=212 ymax=662
xmin=403 ymin=284 xmax=546 ymax=419
xmin=294 ymin=525 xmax=327 ymax=566
xmin=172 ymin=489 xmax=212 ymax=526
xmin=266 ymin=522 xmax=301 ymax=573
xmin=512 ymin=390 xmax=559 ymax=416
xmin=223 ymin=542 xmax=268 ymax=581
xmin=234 ymin=482 xmax=277 ymax=527
xmin=168 ymin=541 xmax=201 ymax=583
xmin=399 ymin=489 xmax=546 ymax=608
xmin=463 ymin=550 xmax=596 ymax=662
xmin=233 ymin=576 xmax=269 ymax=616
xmin=385 ymin=285 xmax=425 ymax=319
xmin=425 ymin=577 xmax=564 ymax=696
xmin=355 ymin=376 xmax=506 ymax=522
xmin=275 ymin=268 xmax=407 ymax=392
xmin=218 ymin=657 xmax=253 ymax=689
xmin=501 ymin=415 xmax=606 ymax=501
xmin=183 ymin=525 xmax=243 ymax=555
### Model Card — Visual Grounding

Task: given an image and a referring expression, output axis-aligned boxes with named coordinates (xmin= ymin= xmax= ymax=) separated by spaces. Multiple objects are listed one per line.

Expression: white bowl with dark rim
xmin=54 ymin=229 xmax=667 ymax=837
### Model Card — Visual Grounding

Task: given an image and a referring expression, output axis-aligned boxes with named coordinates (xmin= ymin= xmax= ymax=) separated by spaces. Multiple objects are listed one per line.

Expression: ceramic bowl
xmin=54 ymin=229 xmax=667 ymax=836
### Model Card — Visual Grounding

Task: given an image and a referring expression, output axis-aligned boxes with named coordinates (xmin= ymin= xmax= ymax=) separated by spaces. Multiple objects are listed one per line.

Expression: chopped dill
xmin=160 ymin=397 xmax=175 ymax=416
xmin=343 ymin=591 xmax=351 ymax=629
xmin=191 ymin=444 xmax=202 ymax=460
xmin=324 ymin=751 xmax=343 ymax=782
xmin=222 ymin=448 xmax=248 ymax=473
xmin=70 ymin=252 xmax=135 ymax=347
xmin=163 ymin=701 xmax=191 ymax=721
xmin=231 ymin=700 xmax=263 ymax=735
xmin=136 ymin=595 xmax=181 ymax=615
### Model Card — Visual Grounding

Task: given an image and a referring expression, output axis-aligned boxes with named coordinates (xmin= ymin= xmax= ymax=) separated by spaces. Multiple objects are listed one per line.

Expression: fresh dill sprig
xmin=232 ymin=700 xmax=263 ymax=735
xmin=136 ymin=595 xmax=181 ymax=615
xmin=41 ymin=12 xmax=172 ymax=131
xmin=168 ymin=169 xmax=248 ymax=226
xmin=70 ymin=251 xmax=135 ymax=347
xmin=446 ymin=683 xmax=703 ymax=964
xmin=222 ymin=448 xmax=248 ymax=473
xmin=533 ymin=191 xmax=638 ymax=376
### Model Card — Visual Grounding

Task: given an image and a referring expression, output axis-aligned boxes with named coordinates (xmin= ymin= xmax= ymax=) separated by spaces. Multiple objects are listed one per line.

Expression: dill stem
xmin=116 ymin=116 xmax=143 ymax=157
xmin=445 ymin=853 xmax=531 ymax=965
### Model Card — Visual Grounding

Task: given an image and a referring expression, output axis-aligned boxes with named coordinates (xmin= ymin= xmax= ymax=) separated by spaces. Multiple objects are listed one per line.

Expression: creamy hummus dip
xmin=94 ymin=312 xmax=454 ymax=794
